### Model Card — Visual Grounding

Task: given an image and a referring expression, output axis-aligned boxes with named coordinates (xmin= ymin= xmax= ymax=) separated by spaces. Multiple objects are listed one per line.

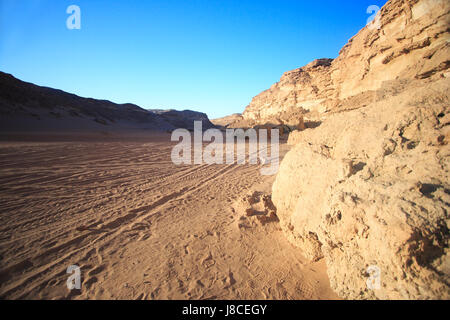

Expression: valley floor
xmin=0 ymin=136 xmax=338 ymax=299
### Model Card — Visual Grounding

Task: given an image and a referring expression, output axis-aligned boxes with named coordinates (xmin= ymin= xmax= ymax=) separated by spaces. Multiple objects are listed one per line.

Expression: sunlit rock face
xmin=271 ymin=0 xmax=450 ymax=299
xmin=243 ymin=0 xmax=450 ymax=126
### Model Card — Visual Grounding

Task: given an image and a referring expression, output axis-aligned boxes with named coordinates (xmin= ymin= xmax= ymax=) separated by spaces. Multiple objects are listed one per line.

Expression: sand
xmin=0 ymin=134 xmax=338 ymax=300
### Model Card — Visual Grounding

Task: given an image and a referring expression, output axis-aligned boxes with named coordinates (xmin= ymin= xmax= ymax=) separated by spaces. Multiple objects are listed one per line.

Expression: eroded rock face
xmin=272 ymin=77 xmax=450 ymax=299
xmin=242 ymin=59 xmax=334 ymax=122
xmin=271 ymin=0 xmax=450 ymax=299
xmin=242 ymin=0 xmax=450 ymax=124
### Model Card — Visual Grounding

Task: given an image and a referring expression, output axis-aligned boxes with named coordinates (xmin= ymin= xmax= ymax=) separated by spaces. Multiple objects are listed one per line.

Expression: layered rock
xmin=273 ymin=77 xmax=449 ymax=299
xmin=242 ymin=0 xmax=450 ymax=124
xmin=271 ymin=0 xmax=450 ymax=299
xmin=242 ymin=58 xmax=334 ymax=122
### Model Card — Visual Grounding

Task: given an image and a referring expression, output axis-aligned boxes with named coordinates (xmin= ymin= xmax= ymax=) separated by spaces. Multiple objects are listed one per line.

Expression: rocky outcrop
xmin=271 ymin=0 xmax=450 ymax=299
xmin=273 ymin=77 xmax=449 ymax=299
xmin=150 ymin=109 xmax=215 ymax=130
xmin=211 ymin=113 xmax=244 ymax=128
xmin=242 ymin=0 xmax=450 ymax=124
xmin=233 ymin=191 xmax=279 ymax=229
xmin=243 ymin=58 xmax=334 ymax=123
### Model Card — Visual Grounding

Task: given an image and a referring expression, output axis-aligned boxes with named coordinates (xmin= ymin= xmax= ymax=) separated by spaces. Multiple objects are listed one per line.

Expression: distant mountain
xmin=149 ymin=109 xmax=215 ymax=131
xmin=211 ymin=113 xmax=243 ymax=128
xmin=0 ymin=72 xmax=215 ymax=132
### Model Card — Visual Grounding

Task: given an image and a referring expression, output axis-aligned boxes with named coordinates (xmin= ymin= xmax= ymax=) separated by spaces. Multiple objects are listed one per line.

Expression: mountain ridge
xmin=0 ymin=71 xmax=214 ymax=133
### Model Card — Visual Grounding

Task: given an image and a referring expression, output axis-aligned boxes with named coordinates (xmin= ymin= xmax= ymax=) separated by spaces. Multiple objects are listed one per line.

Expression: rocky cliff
xmin=242 ymin=0 xmax=449 ymax=124
xmin=271 ymin=0 xmax=449 ymax=299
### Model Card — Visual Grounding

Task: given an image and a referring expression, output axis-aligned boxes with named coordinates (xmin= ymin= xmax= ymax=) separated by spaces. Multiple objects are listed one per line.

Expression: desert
xmin=0 ymin=136 xmax=338 ymax=299
xmin=0 ymin=0 xmax=449 ymax=301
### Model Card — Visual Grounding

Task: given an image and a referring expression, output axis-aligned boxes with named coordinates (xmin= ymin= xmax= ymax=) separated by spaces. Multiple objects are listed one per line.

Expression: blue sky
xmin=0 ymin=0 xmax=388 ymax=119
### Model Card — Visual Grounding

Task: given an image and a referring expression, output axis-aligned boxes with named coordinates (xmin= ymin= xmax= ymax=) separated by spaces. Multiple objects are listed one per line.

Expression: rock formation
xmin=150 ymin=109 xmax=215 ymax=131
xmin=211 ymin=113 xmax=244 ymax=128
xmin=242 ymin=0 xmax=449 ymax=125
xmin=270 ymin=0 xmax=449 ymax=299
xmin=234 ymin=191 xmax=279 ymax=229
xmin=242 ymin=58 xmax=333 ymax=123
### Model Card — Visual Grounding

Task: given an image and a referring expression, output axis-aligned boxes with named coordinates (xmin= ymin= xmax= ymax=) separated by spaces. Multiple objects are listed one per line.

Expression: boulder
xmin=272 ymin=77 xmax=450 ymax=299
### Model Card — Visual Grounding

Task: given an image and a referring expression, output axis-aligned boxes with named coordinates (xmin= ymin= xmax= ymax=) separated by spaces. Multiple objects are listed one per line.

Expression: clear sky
xmin=0 ymin=0 xmax=388 ymax=119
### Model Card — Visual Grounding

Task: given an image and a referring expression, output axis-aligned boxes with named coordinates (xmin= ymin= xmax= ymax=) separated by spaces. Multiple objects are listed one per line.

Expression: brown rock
xmin=272 ymin=77 xmax=450 ymax=299
xmin=271 ymin=0 xmax=450 ymax=299
xmin=241 ymin=0 xmax=450 ymax=124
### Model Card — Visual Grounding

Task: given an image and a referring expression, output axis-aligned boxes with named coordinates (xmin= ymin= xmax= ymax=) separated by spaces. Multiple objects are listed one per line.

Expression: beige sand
xmin=0 ymin=135 xmax=338 ymax=300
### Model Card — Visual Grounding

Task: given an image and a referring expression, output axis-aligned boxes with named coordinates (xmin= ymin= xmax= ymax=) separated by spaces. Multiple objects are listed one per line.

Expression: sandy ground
xmin=0 ymin=134 xmax=339 ymax=300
